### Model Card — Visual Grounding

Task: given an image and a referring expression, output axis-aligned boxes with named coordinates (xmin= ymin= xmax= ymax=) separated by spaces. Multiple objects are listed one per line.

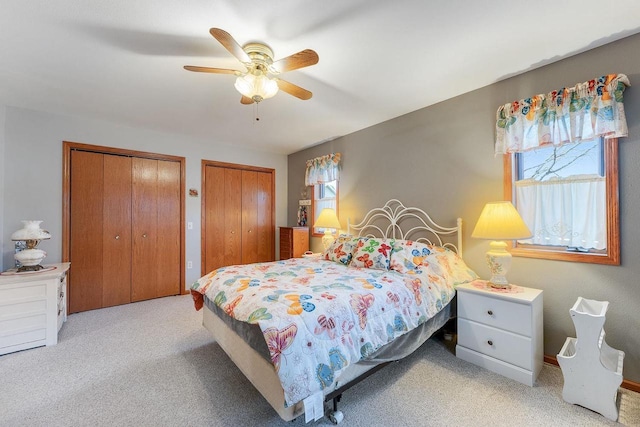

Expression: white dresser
xmin=456 ymin=280 xmax=543 ymax=386
xmin=0 ymin=263 xmax=70 ymax=355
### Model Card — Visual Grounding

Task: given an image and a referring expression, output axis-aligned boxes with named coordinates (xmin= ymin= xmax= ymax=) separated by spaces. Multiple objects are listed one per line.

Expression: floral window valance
xmin=305 ymin=153 xmax=341 ymax=186
xmin=495 ymin=73 xmax=630 ymax=154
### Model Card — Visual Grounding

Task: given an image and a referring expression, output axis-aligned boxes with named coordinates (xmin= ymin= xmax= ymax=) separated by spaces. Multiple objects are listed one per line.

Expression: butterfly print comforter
xmin=191 ymin=257 xmax=461 ymax=407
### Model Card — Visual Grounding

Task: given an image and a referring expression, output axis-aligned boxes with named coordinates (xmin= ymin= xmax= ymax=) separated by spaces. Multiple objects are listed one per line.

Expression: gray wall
xmin=288 ymin=34 xmax=640 ymax=382
xmin=1 ymin=106 xmax=288 ymax=286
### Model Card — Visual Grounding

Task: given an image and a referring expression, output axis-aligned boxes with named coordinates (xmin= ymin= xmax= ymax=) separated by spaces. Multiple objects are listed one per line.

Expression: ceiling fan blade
xmin=271 ymin=49 xmax=319 ymax=73
xmin=240 ymin=96 xmax=254 ymax=105
xmin=276 ymin=79 xmax=312 ymax=100
xmin=183 ymin=65 xmax=240 ymax=75
xmin=209 ymin=28 xmax=251 ymax=63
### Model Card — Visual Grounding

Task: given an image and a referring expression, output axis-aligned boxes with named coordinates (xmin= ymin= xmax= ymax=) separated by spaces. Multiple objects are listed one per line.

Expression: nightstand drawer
xmin=458 ymin=291 xmax=532 ymax=337
xmin=458 ymin=318 xmax=532 ymax=370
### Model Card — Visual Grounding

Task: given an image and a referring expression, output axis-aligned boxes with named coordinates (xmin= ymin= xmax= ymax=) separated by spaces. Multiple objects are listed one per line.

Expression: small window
xmin=311 ymin=180 xmax=338 ymax=236
xmin=504 ymin=138 xmax=620 ymax=264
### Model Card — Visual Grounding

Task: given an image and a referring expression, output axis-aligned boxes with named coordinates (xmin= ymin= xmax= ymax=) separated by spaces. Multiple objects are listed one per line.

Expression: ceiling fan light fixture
xmin=234 ymin=72 xmax=279 ymax=103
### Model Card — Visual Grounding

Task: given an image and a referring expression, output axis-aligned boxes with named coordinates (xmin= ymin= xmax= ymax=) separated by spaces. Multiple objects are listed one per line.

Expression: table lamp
xmin=314 ymin=208 xmax=341 ymax=251
xmin=11 ymin=220 xmax=52 ymax=272
xmin=471 ymin=202 xmax=532 ymax=289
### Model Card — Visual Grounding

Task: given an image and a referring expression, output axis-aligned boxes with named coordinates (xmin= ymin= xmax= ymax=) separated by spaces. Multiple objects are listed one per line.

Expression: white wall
xmin=0 ymin=104 xmax=5 ymax=271
xmin=1 ymin=106 xmax=288 ymax=286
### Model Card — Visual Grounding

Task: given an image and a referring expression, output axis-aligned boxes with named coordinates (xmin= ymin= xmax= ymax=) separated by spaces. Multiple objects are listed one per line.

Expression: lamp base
xmin=17 ymin=264 xmax=46 ymax=272
xmin=488 ymin=280 xmax=511 ymax=290
xmin=321 ymin=230 xmax=335 ymax=252
xmin=486 ymin=240 xmax=512 ymax=290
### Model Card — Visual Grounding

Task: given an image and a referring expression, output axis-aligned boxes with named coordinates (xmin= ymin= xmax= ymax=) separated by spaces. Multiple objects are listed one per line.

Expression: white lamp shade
xmin=11 ymin=220 xmax=51 ymax=241
xmin=471 ymin=201 xmax=532 ymax=240
xmin=313 ymin=208 xmax=341 ymax=230
xmin=234 ymin=72 xmax=279 ymax=102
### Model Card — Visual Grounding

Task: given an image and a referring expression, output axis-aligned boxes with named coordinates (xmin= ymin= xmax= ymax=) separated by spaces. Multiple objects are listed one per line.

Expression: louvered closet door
xmin=102 ymin=154 xmax=132 ymax=307
xmin=70 ymin=151 xmax=105 ymax=313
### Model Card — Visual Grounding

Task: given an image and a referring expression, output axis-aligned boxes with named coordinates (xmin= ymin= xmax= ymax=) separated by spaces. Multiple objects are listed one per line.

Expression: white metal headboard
xmin=347 ymin=199 xmax=463 ymax=256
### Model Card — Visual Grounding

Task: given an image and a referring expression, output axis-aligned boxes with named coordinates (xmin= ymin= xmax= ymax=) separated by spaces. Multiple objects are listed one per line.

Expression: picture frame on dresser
xmin=0 ymin=263 xmax=71 ymax=355
xmin=456 ymin=279 xmax=543 ymax=386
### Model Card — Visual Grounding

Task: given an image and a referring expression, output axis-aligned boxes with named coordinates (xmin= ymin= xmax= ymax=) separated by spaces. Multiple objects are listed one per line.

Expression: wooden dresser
xmin=0 ymin=263 xmax=71 ymax=355
xmin=279 ymin=227 xmax=309 ymax=259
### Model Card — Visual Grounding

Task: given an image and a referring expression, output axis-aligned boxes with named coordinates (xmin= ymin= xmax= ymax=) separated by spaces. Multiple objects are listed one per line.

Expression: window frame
xmin=311 ymin=180 xmax=339 ymax=237
xmin=503 ymin=138 xmax=620 ymax=265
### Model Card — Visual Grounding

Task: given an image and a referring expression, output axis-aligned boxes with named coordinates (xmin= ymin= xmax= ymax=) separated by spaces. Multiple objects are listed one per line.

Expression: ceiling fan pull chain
xmin=254 ymin=102 xmax=260 ymax=122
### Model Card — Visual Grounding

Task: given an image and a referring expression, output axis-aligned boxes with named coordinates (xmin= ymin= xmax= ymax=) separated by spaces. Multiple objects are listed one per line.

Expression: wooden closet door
xmin=256 ymin=171 xmax=274 ymax=262
xmin=202 ymin=161 xmax=275 ymax=274
xmin=204 ymin=165 xmax=225 ymax=273
xmin=156 ymin=159 xmax=181 ymax=297
xmin=131 ymin=157 xmax=158 ymax=302
xmin=69 ymin=151 xmax=104 ymax=313
xmin=102 ymin=154 xmax=132 ymax=307
xmin=224 ymin=168 xmax=243 ymax=266
xmin=241 ymin=170 xmax=258 ymax=264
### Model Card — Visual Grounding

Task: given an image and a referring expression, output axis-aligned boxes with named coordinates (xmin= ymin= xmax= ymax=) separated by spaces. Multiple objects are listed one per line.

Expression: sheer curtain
xmin=515 ymin=175 xmax=606 ymax=249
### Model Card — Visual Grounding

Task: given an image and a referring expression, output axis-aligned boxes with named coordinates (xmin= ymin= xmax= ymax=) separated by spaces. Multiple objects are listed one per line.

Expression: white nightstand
xmin=456 ymin=280 xmax=543 ymax=386
xmin=0 ymin=263 xmax=70 ymax=355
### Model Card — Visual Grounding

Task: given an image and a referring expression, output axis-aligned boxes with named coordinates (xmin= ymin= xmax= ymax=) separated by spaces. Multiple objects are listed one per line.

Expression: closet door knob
xmin=115 ymin=235 xmax=120 ymax=240
xmin=231 ymin=231 xmax=235 ymax=234
xmin=487 ymin=310 xmax=493 ymax=316
xmin=142 ymin=233 xmax=147 ymax=238
xmin=248 ymin=229 xmax=252 ymax=233
xmin=487 ymin=340 xmax=493 ymax=346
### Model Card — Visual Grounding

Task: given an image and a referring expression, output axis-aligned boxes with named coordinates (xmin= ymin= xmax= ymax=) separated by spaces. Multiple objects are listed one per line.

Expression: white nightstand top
xmin=457 ymin=280 xmax=542 ymax=304
xmin=0 ymin=262 xmax=70 ymax=284
xmin=301 ymin=252 xmax=322 ymax=258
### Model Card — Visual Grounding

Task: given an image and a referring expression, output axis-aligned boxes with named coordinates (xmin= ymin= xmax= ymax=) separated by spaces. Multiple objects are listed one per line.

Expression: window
xmin=311 ymin=180 xmax=338 ymax=236
xmin=504 ymin=138 xmax=620 ymax=265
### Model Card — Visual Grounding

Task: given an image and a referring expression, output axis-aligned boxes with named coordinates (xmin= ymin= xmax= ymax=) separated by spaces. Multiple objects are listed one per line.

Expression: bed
xmin=190 ymin=199 xmax=478 ymax=423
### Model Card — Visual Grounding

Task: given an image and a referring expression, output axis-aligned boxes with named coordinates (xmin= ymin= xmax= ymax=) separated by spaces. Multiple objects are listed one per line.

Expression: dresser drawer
xmin=0 ymin=328 xmax=46 ymax=349
xmin=458 ymin=318 xmax=533 ymax=370
xmin=0 ymin=299 xmax=46 ymax=319
xmin=0 ymin=313 xmax=47 ymax=334
xmin=458 ymin=290 xmax=532 ymax=336
xmin=0 ymin=282 xmax=47 ymax=303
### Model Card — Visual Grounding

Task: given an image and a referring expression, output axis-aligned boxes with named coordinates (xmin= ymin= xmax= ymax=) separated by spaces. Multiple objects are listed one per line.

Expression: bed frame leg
xmin=328 ymin=394 xmax=344 ymax=424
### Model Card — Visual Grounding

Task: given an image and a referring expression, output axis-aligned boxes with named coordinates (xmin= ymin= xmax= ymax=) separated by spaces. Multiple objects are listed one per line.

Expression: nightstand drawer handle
xmin=487 ymin=340 xmax=493 ymax=346
xmin=487 ymin=310 xmax=493 ymax=316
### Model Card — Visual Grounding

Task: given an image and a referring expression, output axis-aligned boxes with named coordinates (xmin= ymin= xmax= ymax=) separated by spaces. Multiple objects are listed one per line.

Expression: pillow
xmin=389 ymin=240 xmax=431 ymax=274
xmin=350 ymin=237 xmax=394 ymax=270
xmin=323 ymin=234 xmax=358 ymax=265
xmin=424 ymin=245 xmax=478 ymax=285
xmin=390 ymin=240 xmax=477 ymax=284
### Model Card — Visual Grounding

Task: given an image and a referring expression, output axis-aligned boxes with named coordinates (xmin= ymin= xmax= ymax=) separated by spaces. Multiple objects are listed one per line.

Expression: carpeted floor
xmin=1 ymin=294 xmax=638 ymax=426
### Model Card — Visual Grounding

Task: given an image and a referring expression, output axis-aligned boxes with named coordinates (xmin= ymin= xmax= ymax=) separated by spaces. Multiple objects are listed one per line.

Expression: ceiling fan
xmin=184 ymin=28 xmax=319 ymax=104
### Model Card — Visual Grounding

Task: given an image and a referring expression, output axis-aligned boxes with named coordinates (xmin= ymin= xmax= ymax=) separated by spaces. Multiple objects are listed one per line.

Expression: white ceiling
xmin=2 ymin=1 xmax=640 ymax=155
